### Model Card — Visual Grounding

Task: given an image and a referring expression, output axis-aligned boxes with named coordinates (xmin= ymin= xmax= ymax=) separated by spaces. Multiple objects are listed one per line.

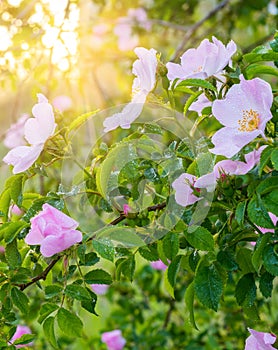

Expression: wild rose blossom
xmin=10 ymin=325 xmax=33 ymax=348
xmin=245 ymin=328 xmax=276 ymax=350
xmin=103 ymin=47 xmax=157 ymax=132
xmin=123 ymin=204 xmax=131 ymax=215
xmin=91 ymin=284 xmax=109 ymax=295
xmin=3 ymin=94 xmax=56 ymax=174
xmin=101 ymin=329 xmax=126 ymax=350
xmin=172 ymin=173 xmax=201 ymax=207
xmin=25 ymin=203 xmax=82 ymax=258
xmin=150 ymin=260 xmax=168 ymax=271
xmin=210 ymin=75 xmax=273 ymax=158
xmin=4 ymin=114 xmax=29 ymax=149
xmin=166 ymin=36 xmax=236 ymax=82
xmin=195 ymin=146 xmax=266 ymax=192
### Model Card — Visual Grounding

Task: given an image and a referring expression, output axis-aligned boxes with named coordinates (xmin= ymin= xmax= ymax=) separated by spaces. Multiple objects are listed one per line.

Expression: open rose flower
xmin=195 ymin=146 xmax=266 ymax=192
xmin=10 ymin=325 xmax=33 ymax=348
xmin=166 ymin=36 xmax=236 ymax=82
xmin=103 ymin=47 xmax=157 ymax=132
xmin=245 ymin=328 xmax=276 ymax=350
xmin=3 ymin=94 xmax=56 ymax=174
xmin=210 ymin=75 xmax=273 ymax=158
xmin=101 ymin=329 xmax=126 ymax=350
xmin=172 ymin=173 xmax=201 ymax=207
xmin=25 ymin=203 xmax=82 ymax=258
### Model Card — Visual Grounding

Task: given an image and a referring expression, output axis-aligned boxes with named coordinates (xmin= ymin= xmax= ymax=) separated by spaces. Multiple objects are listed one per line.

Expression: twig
xmin=171 ymin=0 xmax=230 ymax=62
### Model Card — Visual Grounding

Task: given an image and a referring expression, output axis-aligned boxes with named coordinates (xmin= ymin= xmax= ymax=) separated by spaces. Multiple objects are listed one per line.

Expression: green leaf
xmin=43 ymin=317 xmax=58 ymax=349
xmin=67 ymin=109 xmax=99 ymax=134
xmin=57 ymin=308 xmax=83 ymax=338
xmin=167 ymin=255 xmax=182 ymax=289
xmin=96 ymin=226 xmax=144 ymax=248
xmin=81 ymin=288 xmax=98 ymax=315
xmin=252 ymin=233 xmax=271 ymax=272
xmin=79 ymin=252 xmax=99 ymax=266
xmin=5 ymin=240 xmax=21 ymax=269
xmin=184 ymin=226 xmax=214 ymax=251
xmin=64 ymin=284 xmax=91 ymax=301
xmin=259 ymin=272 xmax=274 ymax=298
xmin=263 ymin=190 xmax=278 ymax=216
xmin=256 ymin=177 xmax=278 ymax=195
xmin=235 ymin=201 xmax=247 ymax=226
xmin=246 ymin=64 xmax=278 ymax=79
xmin=235 ymin=273 xmax=256 ymax=307
xmin=1 ymin=221 xmax=28 ymax=244
xmin=138 ymin=244 xmax=159 ymax=261
xmin=38 ymin=303 xmax=59 ymax=324
xmin=263 ymin=244 xmax=278 ymax=276
xmin=243 ymin=51 xmax=278 ymax=64
xmin=11 ymin=287 xmax=29 ymax=314
xmin=84 ymin=269 xmax=112 ymax=285
xmin=92 ymin=239 xmax=115 ymax=262
xmin=184 ymin=282 xmax=198 ymax=330
xmin=175 ymin=78 xmax=217 ymax=91
xmin=163 ymin=232 xmax=179 ymax=260
xmin=194 ymin=261 xmax=224 ymax=311
xmin=271 ymin=149 xmax=278 ymax=170
xmin=236 ymin=248 xmax=255 ymax=274
xmin=0 ymin=188 xmax=11 ymax=221
xmin=247 ymin=194 xmax=275 ymax=229
xmin=116 ymin=255 xmax=135 ymax=281
xmin=13 ymin=334 xmax=35 ymax=346
xmin=45 ymin=285 xmax=63 ymax=299
xmin=258 ymin=146 xmax=273 ymax=176
xmin=9 ymin=174 xmax=25 ymax=206
xmin=217 ymin=250 xmax=238 ymax=271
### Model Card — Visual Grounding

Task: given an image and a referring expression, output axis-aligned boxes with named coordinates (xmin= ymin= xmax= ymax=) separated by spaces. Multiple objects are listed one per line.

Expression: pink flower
xmin=172 ymin=173 xmax=201 ymax=207
xmin=245 ymin=328 xmax=276 ymax=350
xmin=3 ymin=94 xmax=56 ymax=174
xmin=103 ymin=47 xmax=157 ymax=132
xmin=4 ymin=114 xmax=29 ymax=149
xmin=195 ymin=147 xmax=266 ymax=192
xmin=0 ymin=246 xmax=5 ymax=254
xmin=25 ymin=203 xmax=82 ymax=258
xmin=10 ymin=325 xmax=33 ymax=348
xmin=210 ymin=75 xmax=273 ymax=158
xmin=150 ymin=260 xmax=168 ymax=271
xmin=52 ymin=95 xmax=72 ymax=112
xmin=101 ymin=329 xmax=126 ymax=350
xmin=166 ymin=36 xmax=236 ymax=82
xmin=91 ymin=284 xmax=109 ymax=295
xmin=9 ymin=204 xmax=24 ymax=217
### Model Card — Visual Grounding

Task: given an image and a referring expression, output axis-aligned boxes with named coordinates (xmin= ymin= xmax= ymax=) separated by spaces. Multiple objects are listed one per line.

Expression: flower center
xmin=193 ymin=65 xmax=203 ymax=73
xmin=238 ymin=109 xmax=260 ymax=132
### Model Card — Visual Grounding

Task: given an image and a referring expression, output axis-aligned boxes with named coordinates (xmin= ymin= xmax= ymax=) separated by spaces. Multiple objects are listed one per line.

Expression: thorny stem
xmin=16 ymin=202 xmax=166 ymax=291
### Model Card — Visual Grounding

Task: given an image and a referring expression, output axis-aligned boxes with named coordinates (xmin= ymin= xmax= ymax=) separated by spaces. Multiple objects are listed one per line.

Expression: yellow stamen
xmin=193 ymin=65 xmax=203 ymax=73
xmin=238 ymin=109 xmax=260 ymax=132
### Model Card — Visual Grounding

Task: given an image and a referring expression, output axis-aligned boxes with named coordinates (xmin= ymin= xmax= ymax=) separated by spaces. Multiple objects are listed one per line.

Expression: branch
xmin=171 ymin=0 xmax=230 ymax=62
xmin=16 ymin=201 xmax=166 ymax=291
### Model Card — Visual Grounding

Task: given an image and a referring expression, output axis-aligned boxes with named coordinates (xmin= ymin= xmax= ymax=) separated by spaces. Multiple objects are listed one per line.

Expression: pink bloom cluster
xmin=245 ymin=328 xmax=276 ymax=350
xmin=103 ymin=47 xmax=157 ymax=132
xmin=3 ymin=94 xmax=56 ymax=174
xmin=25 ymin=203 xmax=82 ymax=257
xmin=10 ymin=325 xmax=33 ymax=348
xmin=101 ymin=329 xmax=126 ymax=350
xmin=166 ymin=36 xmax=236 ymax=81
